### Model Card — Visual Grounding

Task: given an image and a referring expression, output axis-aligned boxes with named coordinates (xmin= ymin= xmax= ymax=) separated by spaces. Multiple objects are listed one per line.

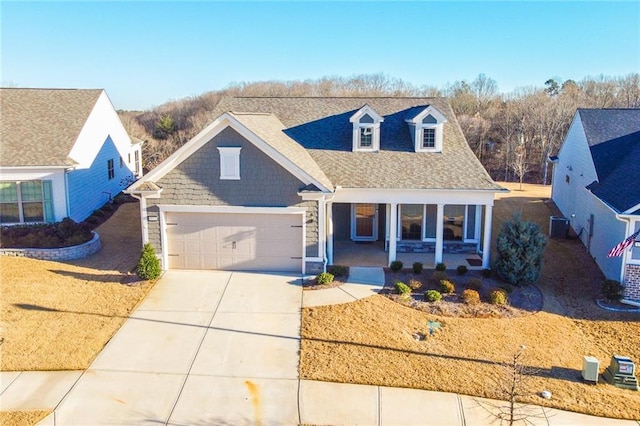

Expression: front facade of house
xmin=0 ymin=88 xmax=142 ymax=224
xmin=551 ymin=108 xmax=640 ymax=305
xmin=127 ymin=97 xmax=505 ymax=274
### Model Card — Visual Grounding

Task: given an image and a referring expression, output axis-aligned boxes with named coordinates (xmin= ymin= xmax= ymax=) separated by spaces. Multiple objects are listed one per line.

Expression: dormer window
xmin=350 ymin=105 xmax=384 ymax=152
xmin=406 ymin=106 xmax=447 ymax=153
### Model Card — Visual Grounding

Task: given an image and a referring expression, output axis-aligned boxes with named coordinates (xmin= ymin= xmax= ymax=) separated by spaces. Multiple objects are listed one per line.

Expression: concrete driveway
xmin=45 ymin=270 xmax=303 ymax=425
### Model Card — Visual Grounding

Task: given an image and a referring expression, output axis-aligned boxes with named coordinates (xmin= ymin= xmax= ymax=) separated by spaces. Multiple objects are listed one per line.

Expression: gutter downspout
xmin=128 ymin=193 xmax=149 ymax=245
xmin=322 ymin=191 xmax=337 ymax=273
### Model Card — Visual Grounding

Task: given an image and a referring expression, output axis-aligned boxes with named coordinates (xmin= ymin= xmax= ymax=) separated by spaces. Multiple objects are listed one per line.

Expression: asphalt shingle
xmin=578 ymin=108 xmax=640 ymax=213
xmin=213 ymin=97 xmax=503 ymax=191
xmin=0 ymin=88 xmax=103 ymax=167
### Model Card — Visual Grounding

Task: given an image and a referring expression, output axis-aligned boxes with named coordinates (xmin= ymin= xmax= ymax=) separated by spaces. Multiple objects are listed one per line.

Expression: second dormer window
xmin=422 ymin=128 xmax=436 ymax=148
xmin=359 ymin=126 xmax=373 ymax=148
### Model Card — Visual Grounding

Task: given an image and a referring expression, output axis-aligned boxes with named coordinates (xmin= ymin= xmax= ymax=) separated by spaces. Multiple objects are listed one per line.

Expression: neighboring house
xmin=0 ymin=88 xmax=143 ymax=224
xmin=127 ymin=97 xmax=506 ymax=274
xmin=551 ymin=108 xmax=640 ymax=305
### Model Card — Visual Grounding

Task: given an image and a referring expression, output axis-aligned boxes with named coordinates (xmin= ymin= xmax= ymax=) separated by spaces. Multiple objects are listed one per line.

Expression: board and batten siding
xmin=146 ymin=126 xmax=319 ymax=262
xmin=67 ymin=136 xmax=136 ymax=222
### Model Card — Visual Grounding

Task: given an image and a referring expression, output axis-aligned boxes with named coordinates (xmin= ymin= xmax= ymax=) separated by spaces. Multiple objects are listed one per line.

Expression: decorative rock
xmin=540 ymin=390 xmax=552 ymax=399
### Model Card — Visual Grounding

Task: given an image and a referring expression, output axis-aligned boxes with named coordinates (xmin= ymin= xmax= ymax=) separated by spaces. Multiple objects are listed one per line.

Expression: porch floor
xmin=333 ymin=240 xmax=484 ymax=270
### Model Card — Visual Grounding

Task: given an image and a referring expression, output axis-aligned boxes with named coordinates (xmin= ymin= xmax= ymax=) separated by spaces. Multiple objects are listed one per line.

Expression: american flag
xmin=607 ymin=229 xmax=640 ymax=257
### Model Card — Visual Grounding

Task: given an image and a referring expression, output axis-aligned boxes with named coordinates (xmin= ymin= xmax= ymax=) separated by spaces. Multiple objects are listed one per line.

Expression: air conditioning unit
xmin=582 ymin=356 xmax=599 ymax=383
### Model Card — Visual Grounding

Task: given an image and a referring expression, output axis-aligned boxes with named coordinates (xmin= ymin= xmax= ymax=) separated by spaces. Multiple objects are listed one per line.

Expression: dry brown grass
xmin=300 ymin=182 xmax=640 ymax=419
xmin=0 ymin=410 xmax=50 ymax=426
xmin=0 ymin=202 xmax=156 ymax=371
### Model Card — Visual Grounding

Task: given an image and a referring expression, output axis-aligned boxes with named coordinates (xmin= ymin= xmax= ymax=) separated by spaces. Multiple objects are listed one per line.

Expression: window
xmin=107 ymin=159 xmax=115 ymax=180
xmin=134 ymin=150 xmax=141 ymax=176
xmin=0 ymin=181 xmax=54 ymax=224
xmin=406 ymin=107 xmax=447 ymax=152
xmin=422 ymin=128 xmax=436 ymax=148
xmin=350 ymin=105 xmax=384 ymax=152
xmin=359 ymin=127 xmax=373 ymax=148
xmin=119 ymin=156 xmax=124 ymax=168
xmin=217 ymin=147 xmax=242 ymax=180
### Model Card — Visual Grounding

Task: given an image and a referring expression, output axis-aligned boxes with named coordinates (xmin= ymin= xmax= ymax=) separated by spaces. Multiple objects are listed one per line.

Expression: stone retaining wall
xmin=0 ymin=232 xmax=101 ymax=261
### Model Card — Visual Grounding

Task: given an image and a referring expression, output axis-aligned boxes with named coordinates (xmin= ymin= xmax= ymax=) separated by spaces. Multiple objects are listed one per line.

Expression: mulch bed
xmin=381 ymin=268 xmax=543 ymax=318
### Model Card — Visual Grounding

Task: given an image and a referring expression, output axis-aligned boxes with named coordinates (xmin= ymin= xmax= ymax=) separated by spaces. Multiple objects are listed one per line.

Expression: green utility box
xmin=602 ymin=355 xmax=639 ymax=391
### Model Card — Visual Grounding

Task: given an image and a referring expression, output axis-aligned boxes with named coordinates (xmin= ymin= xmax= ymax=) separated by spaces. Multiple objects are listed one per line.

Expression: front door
xmin=351 ymin=203 xmax=378 ymax=241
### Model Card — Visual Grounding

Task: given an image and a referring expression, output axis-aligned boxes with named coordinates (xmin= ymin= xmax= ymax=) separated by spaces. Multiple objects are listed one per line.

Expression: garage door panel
xmin=165 ymin=212 xmax=302 ymax=272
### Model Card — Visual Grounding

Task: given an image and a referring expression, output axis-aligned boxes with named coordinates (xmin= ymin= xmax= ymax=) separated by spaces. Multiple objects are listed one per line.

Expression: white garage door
xmin=165 ymin=212 xmax=303 ymax=272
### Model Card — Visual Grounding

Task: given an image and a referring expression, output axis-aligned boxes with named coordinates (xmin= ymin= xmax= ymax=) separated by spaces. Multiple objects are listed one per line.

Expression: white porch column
xmin=388 ymin=203 xmax=398 ymax=265
xmin=435 ymin=204 xmax=444 ymax=264
xmin=482 ymin=204 xmax=493 ymax=269
xmin=327 ymin=202 xmax=334 ymax=265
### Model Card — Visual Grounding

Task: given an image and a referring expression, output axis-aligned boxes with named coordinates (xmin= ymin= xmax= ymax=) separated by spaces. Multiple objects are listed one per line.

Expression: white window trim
xmin=217 ymin=147 xmax=241 ymax=180
xmin=628 ymin=219 xmax=640 ymax=265
xmin=416 ymin=124 xmax=443 ymax=152
xmin=349 ymin=105 xmax=384 ymax=152
xmin=394 ymin=204 xmax=480 ymax=243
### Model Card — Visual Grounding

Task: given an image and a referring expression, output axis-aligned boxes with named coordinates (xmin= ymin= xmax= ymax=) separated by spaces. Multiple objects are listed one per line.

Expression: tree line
xmin=118 ymin=73 xmax=640 ymax=183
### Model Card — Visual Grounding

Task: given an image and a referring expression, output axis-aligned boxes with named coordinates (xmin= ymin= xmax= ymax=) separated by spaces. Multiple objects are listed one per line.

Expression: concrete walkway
xmin=2 ymin=269 xmax=638 ymax=425
xmin=302 ymin=266 xmax=385 ymax=307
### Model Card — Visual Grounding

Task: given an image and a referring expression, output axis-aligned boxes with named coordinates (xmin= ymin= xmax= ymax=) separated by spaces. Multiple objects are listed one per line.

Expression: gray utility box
xmin=582 ymin=356 xmax=599 ymax=383
xmin=549 ymin=216 xmax=570 ymax=238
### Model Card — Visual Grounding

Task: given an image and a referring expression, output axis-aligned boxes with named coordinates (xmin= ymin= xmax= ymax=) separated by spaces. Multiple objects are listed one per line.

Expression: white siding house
xmin=0 ymin=88 xmax=143 ymax=224
xmin=551 ymin=108 xmax=640 ymax=305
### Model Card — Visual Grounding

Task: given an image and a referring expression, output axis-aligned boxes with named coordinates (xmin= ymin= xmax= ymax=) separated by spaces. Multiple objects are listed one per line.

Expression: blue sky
xmin=2 ymin=1 xmax=638 ymax=110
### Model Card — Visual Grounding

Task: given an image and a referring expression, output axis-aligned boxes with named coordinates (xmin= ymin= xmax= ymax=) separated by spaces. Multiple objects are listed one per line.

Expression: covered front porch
xmin=332 ymin=240 xmax=484 ymax=270
xmin=319 ymin=190 xmax=495 ymax=269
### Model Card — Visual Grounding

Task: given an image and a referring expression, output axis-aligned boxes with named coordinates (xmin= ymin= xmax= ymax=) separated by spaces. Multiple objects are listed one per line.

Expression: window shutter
xmin=42 ymin=180 xmax=55 ymax=223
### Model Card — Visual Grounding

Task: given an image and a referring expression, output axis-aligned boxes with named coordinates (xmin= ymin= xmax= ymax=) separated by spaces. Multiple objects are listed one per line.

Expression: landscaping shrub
xmin=390 ymin=260 xmax=404 ymax=272
xmin=327 ymin=265 xmax=348 ymax=277
xmin=85 ymin=216 xmax=99 ymax=225
xmin=466 ymin=278 xmax=482 ymax=291
xmin=430 ymin=270 xmax=448 ymax=285
xmin=456 ymin=265 xmax=468 ymax=275
xmin=92 ymin=209 xmax=105 ymax=217
xmin=408 ymin=279 xmax=422 ymax=290
xmin=137 ymin=243 xmax=161 ymax=280
xmin=490 ymin=289 xmax=508 ymax=305
xmin=499 ymin=284 xmax=514 ymax=294
xmin=395 ymin=281 xmax=412 ymax=297
xmin=494 ymin=213 xmax=547 ymax=286
xmin=482 ymin=268 xmax=492 ymax=278
xmin=316 ymin=272 xmax=334 ymax=285
xmin=0 ymin=219 xmax=92 ymax=249
xmin=601 ymin=279 xmax=624 ymax=301
xmin=435 ymin=262 xmax=447 ymax=271
xmin=101 ymin=203 xmax=114 ymax=212
xmin=424 ymin=290 xmax=442 ymax=302
xmin=462 ymin=289 xmax=481 ymax=305
xmin=439 ymin=279 xmax=455 ymax=294
xmin=412 ymin=262 xmax=423 ymax=274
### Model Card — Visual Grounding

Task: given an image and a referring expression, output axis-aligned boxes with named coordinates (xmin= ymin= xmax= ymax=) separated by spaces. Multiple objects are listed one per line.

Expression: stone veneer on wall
xmin=0 ymin=232 xmax=101 ymax=261
xmin=623 ymin=264 xmax=640 ymax=300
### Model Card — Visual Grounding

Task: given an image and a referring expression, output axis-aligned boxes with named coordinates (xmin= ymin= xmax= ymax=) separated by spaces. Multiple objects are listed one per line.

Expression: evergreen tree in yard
xmin=494 ymin=214 xmax=547 ymax=286
xmin=137 ymin=243 xmax=161 ymax=280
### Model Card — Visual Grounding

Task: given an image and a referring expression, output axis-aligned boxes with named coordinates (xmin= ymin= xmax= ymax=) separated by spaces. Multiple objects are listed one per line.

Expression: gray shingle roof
xmin=214 ymin=97 xmax=503 ymax=191
xmin=0 ymin=88 xmax=103 ymax=167
xmin=229 ymin=112 xmax=333 ymax=190
xmin=578 ymin=109 xmax=640 ymax=213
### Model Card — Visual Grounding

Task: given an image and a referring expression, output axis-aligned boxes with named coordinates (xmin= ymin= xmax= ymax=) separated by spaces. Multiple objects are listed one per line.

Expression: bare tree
xmin=510 ymin=139 xmax=531 ymax=190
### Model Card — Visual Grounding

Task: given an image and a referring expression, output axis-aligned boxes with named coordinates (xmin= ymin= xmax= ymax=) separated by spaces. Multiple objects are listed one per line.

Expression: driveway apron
xmin=46 ymin=270 xmax=303 ymax=425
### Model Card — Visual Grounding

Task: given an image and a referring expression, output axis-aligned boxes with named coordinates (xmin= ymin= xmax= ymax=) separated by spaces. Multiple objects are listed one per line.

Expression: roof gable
xmin=128 ymin=112 xmax=333 ymax=193
xmin=577 ymin=108 xmax=640 ymax=212
xmin=0 ymin=88 xmax=103 ymax=167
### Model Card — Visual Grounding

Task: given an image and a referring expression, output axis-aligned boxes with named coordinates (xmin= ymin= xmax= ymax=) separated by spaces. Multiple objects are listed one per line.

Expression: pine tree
xmin=494 ymin=214 xmax=546 ymax=286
